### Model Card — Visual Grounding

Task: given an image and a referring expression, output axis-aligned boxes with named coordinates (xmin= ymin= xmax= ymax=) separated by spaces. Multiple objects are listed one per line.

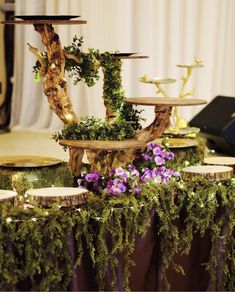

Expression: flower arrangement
xmin=78 ymin=142 xmax=179 ymax=196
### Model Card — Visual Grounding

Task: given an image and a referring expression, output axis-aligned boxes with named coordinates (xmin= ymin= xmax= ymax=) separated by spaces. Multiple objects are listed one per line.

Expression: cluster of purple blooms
xmin=78 ymin=142 xmax=180 ymax=196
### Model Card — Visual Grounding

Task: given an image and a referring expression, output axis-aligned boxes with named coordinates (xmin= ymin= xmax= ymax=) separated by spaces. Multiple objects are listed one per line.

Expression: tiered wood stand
xmin=1 ymin=18 xmax=207 ymax=177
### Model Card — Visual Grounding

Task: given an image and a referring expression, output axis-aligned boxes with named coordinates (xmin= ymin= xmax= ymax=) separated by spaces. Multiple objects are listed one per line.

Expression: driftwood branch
xmin=134 ymin=105 xmax=172 ymax=141
xmin=29 ymin=24 xmax=78 ymax=124
xmin=27 ymin=43 xmax=47 ymax=77
xmin=63 ymin=50 xmax=82 ymax=64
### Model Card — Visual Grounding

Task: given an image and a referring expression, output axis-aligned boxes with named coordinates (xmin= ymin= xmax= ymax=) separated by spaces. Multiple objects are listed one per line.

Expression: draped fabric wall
xmin=11 ymin=0 xmax=235 ymax=131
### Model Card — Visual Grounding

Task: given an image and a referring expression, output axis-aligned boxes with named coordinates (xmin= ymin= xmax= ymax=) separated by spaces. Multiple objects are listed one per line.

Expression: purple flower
xmin=141 ymin=168 xmax=153 ymax=182
xmin=134 ymin=188 xmax=142 ymax=194
xmin=163 ymin=151 xmax=174 ymax=160
xmin=154 ymin=156 xmax=165 ymax=166
xmin=153 ymin=175 xmax=162 ymax=184
xmin=163 ymin=168 xmax=174 ymax=177
xmin=174 ymin=171 xmax=180 ymax=177
xmin=153 ymin=145 xmax=163 ymax=156
xmin=115 ymin=167 xmax=129 ymax=182
xmin=128 ymin=165 xmax=140 ymax=177
xmin=109 ymin=168 xmax=116 ymax=175
xmin=147 ymin=142 xmax=158 ymax=150
xmin=109 ymin=178 xmax=127 ymax=195
xmin=104 ymin=178 xmax=127 ymax=195
xmin=156 ymin=166 xmax=167 ymax=174
xmin=115 ymin=167 xmax=125 ymax=176
xmin=142 ymin=154 xmax=152 ymax=162
xmin=129 ymin=186 xmax=142 ymax=194
xmin=161 ymin=176 xmax=170 ymax=184
xmin=84 ymin=171 xmax=99 ymax=183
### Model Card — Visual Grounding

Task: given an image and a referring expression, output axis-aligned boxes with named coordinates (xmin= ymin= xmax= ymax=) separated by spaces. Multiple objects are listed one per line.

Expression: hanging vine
xmin=0 ymin=177 xmax=235 ymax=291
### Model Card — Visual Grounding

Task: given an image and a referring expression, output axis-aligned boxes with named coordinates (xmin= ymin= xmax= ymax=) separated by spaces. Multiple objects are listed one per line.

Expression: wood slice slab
xmin=0 ymin=156 xmax=61 ymax=168
xmin=27 ymin=187 xmax=88 ymax=207
xmin=111 ymin=55 xmax=149 ymax=60
xmin=59 ymin=139 xmax=147 ymax=150
xmin=177 ymin=64 xmax=204 ymax=68
xmin=140 ymin=77 xmax=177 ymax=84
xmin=0 ymin=189 xmax=17 ymax=203
xmin=204 ymin=156 xmax=235 ymax=173
xmin=1 ymin=20 xmax=87 ymax=25
xmin=124 ymin=97 xmax=207 ymax=106
xmin=164 ymin=127 xmax=200 ymax=136
xmin=181 ymin=165 xmax=233 ymax=181
xmin=155 ymin=138 xmax=198 ymax=148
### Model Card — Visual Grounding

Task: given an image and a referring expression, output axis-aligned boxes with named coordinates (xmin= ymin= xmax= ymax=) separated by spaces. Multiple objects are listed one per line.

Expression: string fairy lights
xmin=0 ymin=177 xmax=233 ymax=224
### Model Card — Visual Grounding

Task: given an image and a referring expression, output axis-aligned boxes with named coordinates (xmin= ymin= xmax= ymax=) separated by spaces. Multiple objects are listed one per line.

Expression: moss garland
xmin=0 ymin=178 xmax=234 ymax=291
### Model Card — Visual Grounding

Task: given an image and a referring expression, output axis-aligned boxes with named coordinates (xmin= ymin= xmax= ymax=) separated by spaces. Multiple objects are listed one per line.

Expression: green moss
xmin=0 ymin=162 xmax=73 ymax=196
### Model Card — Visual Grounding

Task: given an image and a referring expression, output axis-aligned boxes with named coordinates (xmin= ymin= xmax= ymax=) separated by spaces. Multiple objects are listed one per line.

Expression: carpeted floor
xmin=0 ymin=130 xmax=69 ymax=161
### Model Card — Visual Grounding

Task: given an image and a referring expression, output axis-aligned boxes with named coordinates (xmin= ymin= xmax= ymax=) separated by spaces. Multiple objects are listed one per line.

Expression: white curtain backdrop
xmin=11 ymin=0 xmax=235 ymax=131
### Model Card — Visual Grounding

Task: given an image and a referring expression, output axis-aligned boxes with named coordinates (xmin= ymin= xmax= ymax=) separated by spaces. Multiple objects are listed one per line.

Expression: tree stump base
xmin=27 ymin=187 xmax=88 ymax=208
xmin=0 ymin=189 xmax=17 ymax=204
xmin=204 ymin=156 xmax=235 ymax=175
xmin=181 ymin=165 xmax=233 ymax=181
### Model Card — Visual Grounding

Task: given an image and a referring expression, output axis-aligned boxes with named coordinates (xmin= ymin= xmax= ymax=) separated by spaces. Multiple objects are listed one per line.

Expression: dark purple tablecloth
xmin=69 ymin=210 xmax=212 ymax=291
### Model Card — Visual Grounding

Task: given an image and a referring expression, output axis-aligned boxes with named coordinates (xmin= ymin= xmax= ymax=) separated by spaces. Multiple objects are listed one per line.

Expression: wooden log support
xmin=135 ymin=105 xmax=172 ymax=141
xmin=69 ymin=148 xmax=84 ymax=177
xmin=60 ymin=139 xmax=147 ymax=176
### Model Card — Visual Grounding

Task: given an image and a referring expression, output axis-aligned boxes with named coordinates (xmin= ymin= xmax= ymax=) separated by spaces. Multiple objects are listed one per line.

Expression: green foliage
xmin=64 ymin=36 xmax=100 ymax=87
xmin=0 ymin=178 xmax=235 ymax=291
xmin=53 ymin=117 xmax=139 ymax=142
xmin=99 ymin=53 xmax=124 ymax=112
xmin=32 ymin=35 xmax=143 ymax=141
xmin=118 ymin=103 xmax=143 ymax=132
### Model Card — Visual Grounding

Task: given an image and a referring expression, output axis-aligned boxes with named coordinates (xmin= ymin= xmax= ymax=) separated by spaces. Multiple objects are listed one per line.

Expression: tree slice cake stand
xmin=204 ymin=156 xmax=235 ymax=175
xmin=1 ymin=19 xmax=87 ymax=25
xmin=111 ymin=55 xmax=149 ymax=60
xmin=0 ymin=155 xmax=62 ymax=168
xmin=155 ymin=138 xmax=198 ymax=148
xmin=0 ymin=189 xmax=17 ymax=204
xmin=139 ymin=77 xmax=176 ymax=98
xmin=27 ymin=187 xmax=88 ymax=208
xmin=181 ymin=165 xmax=233 ymax=181
xmin=139 ymin=77 xmax=176 ymax=85
xmin=59 ymin=139 xmax=147 ymax=176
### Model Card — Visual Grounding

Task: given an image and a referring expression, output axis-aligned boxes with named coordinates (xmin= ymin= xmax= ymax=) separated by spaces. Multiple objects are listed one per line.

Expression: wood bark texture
xmin=30 ymin=24 xmax=78 ymax=124
xmin=135 ymin=105 xmax=172 ymax=141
